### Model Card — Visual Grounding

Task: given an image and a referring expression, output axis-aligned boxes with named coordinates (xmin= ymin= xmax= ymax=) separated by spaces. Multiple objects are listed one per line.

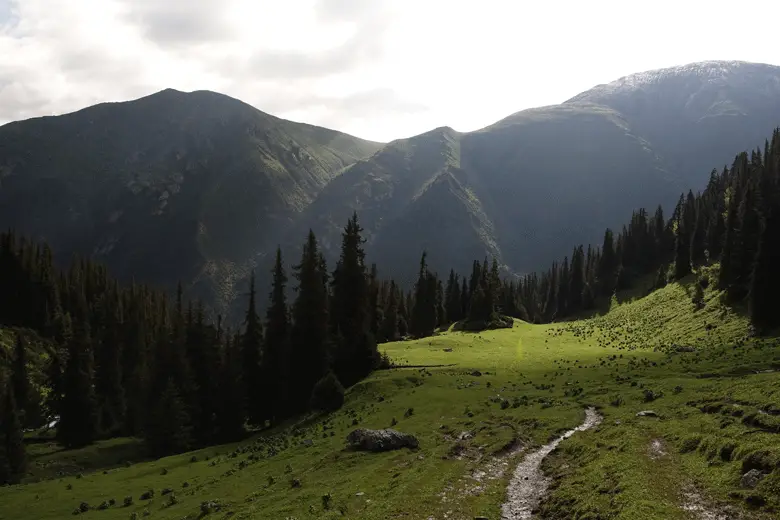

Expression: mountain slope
xmin=305 ymin=61 xmax=780 ymax=280
xmin=2 ymin=61 xmax=780 ymax=311
xmin=568 ymin=60 xmax=780 ymax=185
xmin=0 ymin=89 xmax=382 ymax=312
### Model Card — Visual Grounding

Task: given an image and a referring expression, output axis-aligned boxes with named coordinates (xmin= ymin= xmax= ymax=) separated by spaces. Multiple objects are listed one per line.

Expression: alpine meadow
xmin=3 ymin=52 xmax=780 ymax=520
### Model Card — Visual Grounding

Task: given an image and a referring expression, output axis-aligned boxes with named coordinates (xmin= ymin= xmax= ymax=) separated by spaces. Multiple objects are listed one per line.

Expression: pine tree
xmin=568 ymin=247 xmax=585 ymax=312
xmin=263 ymin=247 xmax=290 ymax=423
xmin=289 ymin=231 xmax=331 ymax=413
xmin=330 ymin=213 xmax=377 ymax=387
xmin=241 ymin=271 xmax=264 ymax=425
xmin=597 ymin=229 xmax=617 ymax=296
xmin=749 ymin=172 xmax=780 ymax=330
xmin=11 ymin=333 xmax=29 ymax=427
xmin=145 ymin=378 xmax=192 ymax=456
xmin=0 ymin=379 xmax=27 ymax=485
xmin=445 ymin=270 xmax=462 ymax=323
xmin=94 ymin=297 xmax=126 ymax=436
xmin=57 ymin=298 xmax=98 ymax=449
xmin=410 ymin=253 xmax=437 ymax=337
xmin=216 ymin=334 xmax=245 ymax=441
xmin=380 ymin=281 xmax=399 ymax=342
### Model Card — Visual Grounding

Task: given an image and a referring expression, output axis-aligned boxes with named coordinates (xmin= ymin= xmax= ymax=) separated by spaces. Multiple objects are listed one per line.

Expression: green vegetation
xmin=2 ymin=277 xmax=778 ymax=518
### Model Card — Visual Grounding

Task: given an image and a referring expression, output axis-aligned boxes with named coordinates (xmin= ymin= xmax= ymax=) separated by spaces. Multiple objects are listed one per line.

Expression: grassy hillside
xmin=2 ymin=278 xmax=778 ymax=519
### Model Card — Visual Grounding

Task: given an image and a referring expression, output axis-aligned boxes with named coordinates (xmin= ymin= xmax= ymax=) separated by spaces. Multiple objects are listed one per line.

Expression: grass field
xmin=1 ymin=275 xmax=779 ymax=519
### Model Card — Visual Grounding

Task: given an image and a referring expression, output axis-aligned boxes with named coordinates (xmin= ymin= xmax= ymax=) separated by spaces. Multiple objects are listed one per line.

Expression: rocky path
xmin=500 ymin=407 xmax=602 ymax=520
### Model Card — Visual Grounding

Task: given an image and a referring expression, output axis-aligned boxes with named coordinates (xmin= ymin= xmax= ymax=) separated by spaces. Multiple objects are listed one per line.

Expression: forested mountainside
xmin=2 ymin=61 xmax=780 ymax=316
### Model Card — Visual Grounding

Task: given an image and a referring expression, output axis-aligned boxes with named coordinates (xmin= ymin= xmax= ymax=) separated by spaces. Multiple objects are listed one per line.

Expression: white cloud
xmin=1 ymin=0 xmax=779 ymax=141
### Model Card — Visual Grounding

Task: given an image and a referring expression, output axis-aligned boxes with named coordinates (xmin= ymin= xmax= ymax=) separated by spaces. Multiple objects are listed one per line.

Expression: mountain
xmin=0 ymin=89 xmax=382 ymax=313
xmin=1 ymin=61 xmax=780 ymax=313
xmin=303 ymin=61 xmax=780 ymax=283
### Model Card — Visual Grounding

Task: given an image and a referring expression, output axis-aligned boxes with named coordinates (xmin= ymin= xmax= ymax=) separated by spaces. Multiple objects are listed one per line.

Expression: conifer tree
xmin=241 ymin=272 xmax=264 ymax=425
xmin=380 ymin=281 xmax=399 ymax=342
xmin=145 ymin=378 xmax=192 ymax=456
xmin=216 ymin=333 xmax=245 ymax=441
xmin=94 ymin=297 xmax=126 ymax=435
xmin=289 ymin=231 xmax=331 ymax=413
xmin=674 ymin=194 xmax=693 ymax=279
xmin=263 ymin=247 xmax=290 ymax=423
xmin=0 ymin=379 xmax=27 ymax=485
xmin=410 ymin=253 xmax=437 ymax=337
xmin=57 ymin=298 xmax=98 ymax=448
xmin=597 ymin=229 xmax=617 ymax=296
xmin=11 ymin=333 xmax=29 ymax=427
xmin=330 ymin=213 xmax=377 ymax=387
xmin=568 ymin=247 xmax=585 ymax=312
xmin=445 ymin=270 xmax=462 ymax=323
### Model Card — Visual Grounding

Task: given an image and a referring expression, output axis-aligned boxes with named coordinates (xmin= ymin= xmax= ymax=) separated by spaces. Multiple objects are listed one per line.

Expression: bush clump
xmin=310 ymin=372 xmax=345 ymax=412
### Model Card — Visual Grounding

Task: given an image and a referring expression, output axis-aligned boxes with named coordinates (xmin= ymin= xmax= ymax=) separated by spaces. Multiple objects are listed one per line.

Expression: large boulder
xmin=346 ymin=429 xmax=419 ymax=452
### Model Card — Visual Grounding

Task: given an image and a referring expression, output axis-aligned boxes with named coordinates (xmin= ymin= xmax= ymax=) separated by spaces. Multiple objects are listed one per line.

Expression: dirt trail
xmin=500 ymin=407 xmax=602 ymax=520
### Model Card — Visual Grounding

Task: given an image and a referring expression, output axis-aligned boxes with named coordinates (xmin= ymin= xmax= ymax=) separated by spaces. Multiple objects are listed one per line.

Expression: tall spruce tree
xmin=216 ymin=333 xmax=245 ymax=441
xmin=597 ymin=229 xmax=617 ymax=296
xmin=289 ymin=231 xmax=331 ymax=413
xmin=263 ymin=247 xmax=290 ymax=423
xmin=410 ymin=253 xmax=437 ymax=337
xmin=11 ymin=333 xmax=29 ymax=427
xmin=57 ymin=297 xmax=98 ymax=448
xmin=380 ymin=281 xmax=399 ymax=342
xmin=330 ymin=214 xmax=377 ymax=387
xmin=0 ymin=379 xmax=27 ymax=485
xmin=241 ymin=272 xmax=264 ymax=425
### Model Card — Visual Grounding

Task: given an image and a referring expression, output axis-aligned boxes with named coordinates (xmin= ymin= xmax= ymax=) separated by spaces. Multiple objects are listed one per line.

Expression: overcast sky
xmin=1 ymin=0 xmax=779 ymax=142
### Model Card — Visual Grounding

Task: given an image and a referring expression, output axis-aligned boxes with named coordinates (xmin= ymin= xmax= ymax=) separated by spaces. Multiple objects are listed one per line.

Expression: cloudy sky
xmin=1 ymin=0 xmax=779 ymax=142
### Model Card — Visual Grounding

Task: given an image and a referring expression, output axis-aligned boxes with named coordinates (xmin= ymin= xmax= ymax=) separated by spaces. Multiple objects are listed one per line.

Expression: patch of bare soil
xmin=648 ymin=438 xmax=668 ymax=460
xmin=681 ymin=487 xmax=746 ymax=520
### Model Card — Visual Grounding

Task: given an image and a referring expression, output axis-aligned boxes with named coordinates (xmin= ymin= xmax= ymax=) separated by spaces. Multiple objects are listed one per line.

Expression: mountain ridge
xmin=2 ymin=60 xmax=780 ymax=315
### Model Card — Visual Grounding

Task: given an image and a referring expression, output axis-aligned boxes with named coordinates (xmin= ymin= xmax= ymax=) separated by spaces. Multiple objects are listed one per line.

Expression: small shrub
xmin=108 ymin=499 xmax=116 ymax=506
xmin=129 ymin=513 xmax=138 ymax=520
xmin=500 ymin=399 xmax=510 ymax=410
xmin=140 ymin=489 xmax=154 ymax=500
xmin=142 ymin=509 xmax=150 ymax=517
xmin=291 ymin=478 xmax=302 ymax=488
xmin=123 ymin=496 xmax=134 ymax=507
xmin=643 ymin=389 xmax=661 ymax=402
xmin=310 ymin=372 xmax=345 ymax=412
xmin=98 ymin=501 xmax=110 ymax=510
xmin=673 ymin=385 xmax=683 ymax=394
xmin=161 ymin=488 xmax=173 ymax=496
xmin=190 ymin=455 xmax=198 ymax=463
xmin=610 ymin=395 xmax=624 ymax=407
xmin=79 ymin=502 xmax=90 ymax=513
xmin=160 ymin=468 xmax=168 ymax=475
xmin=680 ymin=436 xmax=702 ymax=453
xmin=322 ymin=493 xmax=332 ymax=510
xmin=404 ymin=408 xmax=414 ymax=418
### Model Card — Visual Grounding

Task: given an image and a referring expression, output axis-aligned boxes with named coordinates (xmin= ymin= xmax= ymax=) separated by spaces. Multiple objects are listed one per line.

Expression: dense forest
xmin=1 ymin=129 xmax=780 ymax=485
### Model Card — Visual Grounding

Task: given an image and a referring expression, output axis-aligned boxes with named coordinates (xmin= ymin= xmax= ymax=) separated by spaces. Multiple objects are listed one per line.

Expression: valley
xmin=1 ymin=277 xmax=778 ymax=519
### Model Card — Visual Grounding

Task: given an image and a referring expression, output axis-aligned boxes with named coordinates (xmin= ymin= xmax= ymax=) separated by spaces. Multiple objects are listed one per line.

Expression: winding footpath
xmin=500 ymin=407 xmax=602 ymax=520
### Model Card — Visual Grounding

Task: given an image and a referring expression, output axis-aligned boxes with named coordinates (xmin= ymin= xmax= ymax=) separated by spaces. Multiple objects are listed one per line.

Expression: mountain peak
xmin=567 ymin=60 xmax=780 ymax=104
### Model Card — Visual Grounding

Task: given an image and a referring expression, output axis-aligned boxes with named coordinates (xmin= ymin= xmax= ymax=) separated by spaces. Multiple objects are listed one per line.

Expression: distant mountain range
xmin=2 ymin=61 xmax=780 ymax=316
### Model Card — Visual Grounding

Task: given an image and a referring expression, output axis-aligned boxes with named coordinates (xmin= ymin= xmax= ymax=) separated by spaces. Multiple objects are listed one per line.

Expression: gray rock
xmin=346 ymin=428 xmax=419 ymax=452
xmin=302 ymin=439 xmax=313 ymax=447
xmin=741 ymin=469 xmax=765 ymax=489
xmin=636 ymin=410 xmax=659 ymax=417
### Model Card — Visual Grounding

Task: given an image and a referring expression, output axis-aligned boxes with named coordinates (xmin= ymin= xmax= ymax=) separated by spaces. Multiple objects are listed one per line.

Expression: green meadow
xmin=2 ymin=275 xmax=779 ymax=519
